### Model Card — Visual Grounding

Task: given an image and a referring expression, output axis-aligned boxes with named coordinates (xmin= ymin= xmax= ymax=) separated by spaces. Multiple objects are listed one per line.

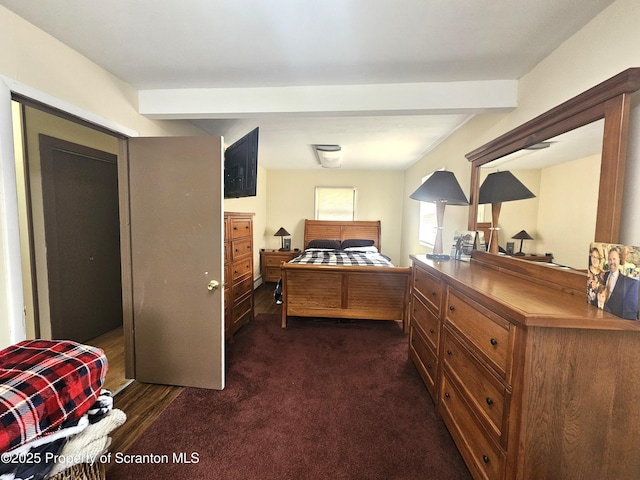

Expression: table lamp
xmin=274 ymin=227 xmax=291 ymax=251
xmin=512 ymin=230 xmax=533 ymax=256
xmin=410 ymin=170 xmax=469 ymax=260
xmin=479 ymin=171 xmax=535 ymax=255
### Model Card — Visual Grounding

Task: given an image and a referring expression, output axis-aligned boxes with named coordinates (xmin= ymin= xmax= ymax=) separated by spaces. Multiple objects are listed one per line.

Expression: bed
xmin=280 ymin=220 xmax=411 ymax=330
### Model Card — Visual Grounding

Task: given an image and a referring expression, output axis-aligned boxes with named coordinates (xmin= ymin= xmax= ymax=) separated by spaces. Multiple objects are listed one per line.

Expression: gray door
xmin=128 ymin=136 xmax=225 ymax=389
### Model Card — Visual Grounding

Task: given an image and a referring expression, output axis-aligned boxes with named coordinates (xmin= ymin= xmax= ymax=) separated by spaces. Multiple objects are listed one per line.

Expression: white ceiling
xmin=1 ymin=0 xmax=616 ymax=169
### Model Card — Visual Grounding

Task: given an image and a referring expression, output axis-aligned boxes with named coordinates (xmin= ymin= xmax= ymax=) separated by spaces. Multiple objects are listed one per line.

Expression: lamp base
xmin=513 ymin=252 xmax=525 ymax=256
xmin=427 ymin=253 xmax=451 ymax=260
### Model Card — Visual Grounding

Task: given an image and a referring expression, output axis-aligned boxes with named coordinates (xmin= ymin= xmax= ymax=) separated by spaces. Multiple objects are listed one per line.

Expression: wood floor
xmin=89 ymin=327 xmax=129 ymax=393
xmin=107 ymin=282 xmax=278 ymax=459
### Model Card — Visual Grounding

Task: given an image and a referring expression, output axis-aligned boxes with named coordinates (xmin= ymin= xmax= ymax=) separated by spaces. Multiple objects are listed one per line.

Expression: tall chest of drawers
xmin=409 ymin=253 xmax=640 ymax=480
xmin=224 ymin=212 xmax=254 ymax=339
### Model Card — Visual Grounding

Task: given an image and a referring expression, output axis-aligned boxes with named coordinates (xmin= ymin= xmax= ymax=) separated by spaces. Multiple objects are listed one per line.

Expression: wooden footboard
xmin=280 ymin=263 xmax=412 ymax=332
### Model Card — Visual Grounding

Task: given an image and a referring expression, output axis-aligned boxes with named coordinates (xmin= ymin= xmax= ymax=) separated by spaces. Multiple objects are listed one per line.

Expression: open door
xmin=126 ymin=136 xmax=224 ymax=389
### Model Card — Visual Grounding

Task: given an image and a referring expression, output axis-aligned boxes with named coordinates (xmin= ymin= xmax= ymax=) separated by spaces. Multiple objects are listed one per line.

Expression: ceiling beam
xmin=138 ymin=80 xmax=517 ymax=119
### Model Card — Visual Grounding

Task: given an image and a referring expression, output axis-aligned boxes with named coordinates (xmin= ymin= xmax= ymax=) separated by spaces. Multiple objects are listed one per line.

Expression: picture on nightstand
xmin=506 ymin=242 xmax=515 ymax=255
xmin=282 ymin=238 xmax=291 ymax=251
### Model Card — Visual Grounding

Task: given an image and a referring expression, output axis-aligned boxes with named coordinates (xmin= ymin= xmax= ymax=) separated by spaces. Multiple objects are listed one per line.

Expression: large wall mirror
xmin=477 ymin=120 xmax=603 ymax=269
xmin=467 ymin=68 xmax=640 ymax=272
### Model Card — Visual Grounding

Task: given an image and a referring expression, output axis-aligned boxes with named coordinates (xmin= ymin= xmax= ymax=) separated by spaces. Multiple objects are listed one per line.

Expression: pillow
xmin=307 ymin=239 xmax=341 ymax=250
xmin=341 ymin=239 xmax=375 ymax=249
xmin=343 ymin=245 xmax=379 ymax=254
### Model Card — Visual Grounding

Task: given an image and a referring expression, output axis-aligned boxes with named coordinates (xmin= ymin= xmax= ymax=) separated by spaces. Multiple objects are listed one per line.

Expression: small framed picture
xmin=283 ymin=238 xmax=291 ymax=251
xmin=506 ymin=242 xmax=515 ymax=255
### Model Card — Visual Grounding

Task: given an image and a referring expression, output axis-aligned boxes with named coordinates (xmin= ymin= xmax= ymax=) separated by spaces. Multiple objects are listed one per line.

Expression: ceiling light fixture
xmin=524 ymin=141 xmax=553 ymax=150
xmin=315 ymin=145 xmax=342 ymax=168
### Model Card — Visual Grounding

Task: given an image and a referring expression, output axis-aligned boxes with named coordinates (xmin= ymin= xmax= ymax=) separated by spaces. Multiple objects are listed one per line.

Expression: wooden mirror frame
xmin=466 ymin=68 xmax=640 ymax=245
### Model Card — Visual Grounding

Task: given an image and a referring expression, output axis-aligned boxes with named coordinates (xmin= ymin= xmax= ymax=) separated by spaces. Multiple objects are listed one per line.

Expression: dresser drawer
xmin=446 ymin=290 xmax=513 ymax=380
xmin=224 ymin=241 xmax=230 ymax=265
xmin=411 ymin=295 xmax=441 ymax=353
xmin=231 ymin=258 xmax=252 ymax=281
xmin=232 ymin=274 xmax=253 ymax=303
xmin=443 ymin=328 xmax=509 ymax=445
xmin=231 ymin=238 xmax=252 ymax=261
xmin=263 ymin=255 xmax=285 ymax=267
xmin=232 ymin=293 xmax=253 ymax=326
xmin=230 ymin=218 xmax=252 ymax=240
xmin=409 ymin=324 xmax=438 ymax=399
xmin=264 ymin=266 xmax=282 ymax=282
xmin=440 ymin=373 xmax=506 ymax=480
xmin=413 ymin=266 xmax=443 ymax=314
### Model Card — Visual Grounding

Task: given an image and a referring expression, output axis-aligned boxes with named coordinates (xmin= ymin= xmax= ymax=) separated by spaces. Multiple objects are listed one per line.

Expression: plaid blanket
xmin=289 ymin=249 xmax=394 ymax=267
xmin=0 ymin=340 xmax=108 ymax=454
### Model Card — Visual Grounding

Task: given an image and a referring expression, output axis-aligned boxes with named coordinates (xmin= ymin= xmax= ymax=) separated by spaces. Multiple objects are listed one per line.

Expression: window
xmin=419 ymin=201 xmax=437 ymax=247
xmin=315 ymin=187 xmax=357 ymax=220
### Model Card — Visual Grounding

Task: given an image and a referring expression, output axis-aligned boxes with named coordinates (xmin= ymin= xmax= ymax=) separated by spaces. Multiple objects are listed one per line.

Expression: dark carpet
xmin=108 ymin=314 xmax=471 ymax=479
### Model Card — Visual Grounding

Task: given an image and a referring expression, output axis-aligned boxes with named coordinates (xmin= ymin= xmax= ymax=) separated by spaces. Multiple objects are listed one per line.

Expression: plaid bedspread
xmin=289 ymin=250 xmax=394 ymax=267
xmin=0 ymin=340 xmax=108 ymax=453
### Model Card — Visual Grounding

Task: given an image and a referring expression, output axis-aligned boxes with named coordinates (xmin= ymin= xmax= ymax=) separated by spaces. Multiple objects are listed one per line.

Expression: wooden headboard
xmin=303 ymin=220 xmax=381 ymax=251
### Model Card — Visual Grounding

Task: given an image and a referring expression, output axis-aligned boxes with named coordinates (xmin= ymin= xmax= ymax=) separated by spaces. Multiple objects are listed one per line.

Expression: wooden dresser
xmin=260 ymin=249 xmax=299 ymax=283
xmin=409 ymin=252 xmax=640 ymax=480
xmin=224 ymin=212 xmax=254 ymax=339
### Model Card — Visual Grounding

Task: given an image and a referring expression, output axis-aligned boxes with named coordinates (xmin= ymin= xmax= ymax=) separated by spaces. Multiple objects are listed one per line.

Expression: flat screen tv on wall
xmin=224 ymin=127 xmax=258 ymax=198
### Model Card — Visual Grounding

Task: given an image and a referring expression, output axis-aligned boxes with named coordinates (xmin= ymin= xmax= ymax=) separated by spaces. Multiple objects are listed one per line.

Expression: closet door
xmin=127 ymin=136 xmax=225 ymax=389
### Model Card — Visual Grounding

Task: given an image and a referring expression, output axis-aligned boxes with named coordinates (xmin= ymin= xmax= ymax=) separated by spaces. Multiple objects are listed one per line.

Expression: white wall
xmin=224 ymin=164 xmax=268 ymax=283
xmin=0 ymin=6 xmax=207 ymax=348
xmin=536 ymin=155 xmax=600 ymax=267
xmin=266 ymin=170 xmax=404 ymax=264
xmin=400 ymin=0 xmax=640 ymax=265
xmin=2 ymin=0 xmax=640 ymax=345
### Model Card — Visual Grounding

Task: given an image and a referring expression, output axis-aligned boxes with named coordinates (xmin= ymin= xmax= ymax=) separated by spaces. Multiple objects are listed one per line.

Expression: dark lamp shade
xmin=478 ymin=171 xmax=535 ymax=204
xmin=409 ymin=171 xmax=469 ymax=205
xmin=512 ymin=230 xmax=534 ymax=240
xmin=274 ymin=227 xmax=290 ymax=237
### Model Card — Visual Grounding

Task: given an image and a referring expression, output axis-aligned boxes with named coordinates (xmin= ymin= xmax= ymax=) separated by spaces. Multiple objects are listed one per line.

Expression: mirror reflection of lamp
xmin=410 ymin=171 xmax=469 ymax=260
xmin=512 ymin=230 xmax=534 ymax=256
xmin=478 ymin=171 xmax=536 ymax=255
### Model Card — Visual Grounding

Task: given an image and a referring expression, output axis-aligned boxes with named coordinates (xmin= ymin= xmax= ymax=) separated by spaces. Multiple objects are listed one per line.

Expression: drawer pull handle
xmin=431 ymin=291 xmax=437 ymax=296
xmin=444 ymin=392 xmax=450 ymax=399
xmin=427 ymin=364 xmax=432 ymax=370
xmin=446 ymin=350 xmax=452 ymax=356
xmin=429 ymin=328 xmax=435 ymax=334
xmin=490 ymin=338 xmax=498 ymax=346
xmin=482 ymin=455 xmax=490 ymax=464
xmin=449 ymin=305 xmax=455 ymax=312
xmin=486 ymin=397 xmax=493 ymax=405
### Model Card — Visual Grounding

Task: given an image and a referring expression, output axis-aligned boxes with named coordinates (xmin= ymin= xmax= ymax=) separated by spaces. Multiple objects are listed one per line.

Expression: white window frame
xmin=315 ymin=186 xmax=357 ymax=221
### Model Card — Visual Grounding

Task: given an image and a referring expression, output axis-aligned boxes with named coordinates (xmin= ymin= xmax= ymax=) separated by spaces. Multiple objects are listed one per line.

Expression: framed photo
xmin=283 ymin=238 xmax=291 ymax=251
xmin=450 ymin=231 xmax=478 ymax=261
xmin=588 ymin=242 xmax=639 ymax=320
xmin=506 ymin=242 xmax=515 ymax=255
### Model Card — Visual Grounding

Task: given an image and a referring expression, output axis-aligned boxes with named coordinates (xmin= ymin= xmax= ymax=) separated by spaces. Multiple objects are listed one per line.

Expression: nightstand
xmin=260 ymin=250 xmax=299 ymax=283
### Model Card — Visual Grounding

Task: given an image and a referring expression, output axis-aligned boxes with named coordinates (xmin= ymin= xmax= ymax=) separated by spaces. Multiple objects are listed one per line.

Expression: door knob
xmin=207 ymin=280 xmax=221 ymax=291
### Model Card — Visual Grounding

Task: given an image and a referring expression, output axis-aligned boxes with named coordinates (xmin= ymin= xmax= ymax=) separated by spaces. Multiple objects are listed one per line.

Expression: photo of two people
xmin=588 ymin=242 xmax=640 ymax=320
